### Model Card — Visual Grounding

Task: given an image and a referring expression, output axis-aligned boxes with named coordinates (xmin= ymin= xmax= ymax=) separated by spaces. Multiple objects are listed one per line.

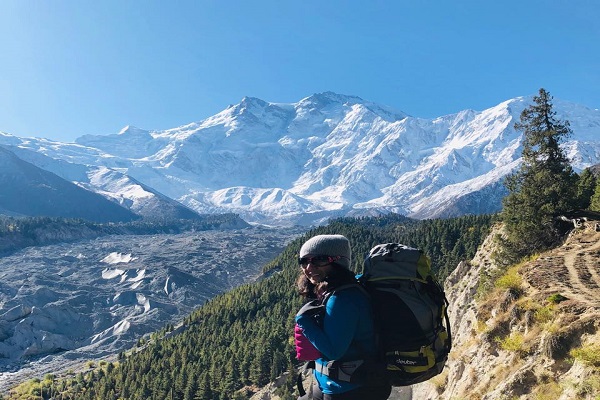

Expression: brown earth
xmin=522 ymin=221 xmax=600 ymax=309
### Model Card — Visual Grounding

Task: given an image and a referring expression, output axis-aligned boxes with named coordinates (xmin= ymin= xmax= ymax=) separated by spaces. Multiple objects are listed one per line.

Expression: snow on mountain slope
xmin=2 ymin=92 xmax=599 ymax=225
xmin=82 ymin=167 xmax=201 ymax=220
xmin=1 ymin=143 xmax=201 ymax=220
xmin=76 ymin=125 xmax=168 ymax=159
xmin=0 ymin=146 xmax=139 ymax=223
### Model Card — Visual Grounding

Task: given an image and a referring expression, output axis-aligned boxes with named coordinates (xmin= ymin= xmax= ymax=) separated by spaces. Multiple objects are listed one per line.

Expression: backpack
xmin=360 ymin=243 xmax=452 ymax=386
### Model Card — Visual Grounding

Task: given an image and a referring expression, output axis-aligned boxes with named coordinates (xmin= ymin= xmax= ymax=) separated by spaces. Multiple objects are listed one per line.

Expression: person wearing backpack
xmin=294 ymin=234 xmax=391 ymax=400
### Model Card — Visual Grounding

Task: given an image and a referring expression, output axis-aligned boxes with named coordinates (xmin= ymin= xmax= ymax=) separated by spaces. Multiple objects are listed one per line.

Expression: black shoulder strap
xmin=324 ymin=281 xmax=368 ymax=303
xmin=296 ymin=360 xmax=315 ymax=398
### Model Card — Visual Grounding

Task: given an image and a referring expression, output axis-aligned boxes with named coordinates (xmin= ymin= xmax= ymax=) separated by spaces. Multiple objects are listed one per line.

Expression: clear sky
xmin=1 ymin=1 xmax=598 ymax=142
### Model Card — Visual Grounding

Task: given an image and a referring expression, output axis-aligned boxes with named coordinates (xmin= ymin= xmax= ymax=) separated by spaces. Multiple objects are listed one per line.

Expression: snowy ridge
xmin=1 ymin=92 xmax=599 ymax=225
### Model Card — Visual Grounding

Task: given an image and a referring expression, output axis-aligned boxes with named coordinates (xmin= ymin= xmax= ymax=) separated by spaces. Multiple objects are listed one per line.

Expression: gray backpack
xmin=360 ymin=243 xmax=452 ymax=386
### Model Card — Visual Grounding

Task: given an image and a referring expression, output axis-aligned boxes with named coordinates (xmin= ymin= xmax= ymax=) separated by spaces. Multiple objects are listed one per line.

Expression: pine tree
xmin=196 ymin=372 xmax=213 ymax=400
xmin=590 ymin=180 xmax=600 ymax=212
xmin=498 ymin=88 xmax=577 ymax=264
xmin=576 ymin=168 xmax=597 ymax=209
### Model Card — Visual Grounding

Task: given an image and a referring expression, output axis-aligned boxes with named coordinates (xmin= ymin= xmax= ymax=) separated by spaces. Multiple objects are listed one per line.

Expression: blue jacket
xmin=295 ymin=285 xmax=377 ymax=394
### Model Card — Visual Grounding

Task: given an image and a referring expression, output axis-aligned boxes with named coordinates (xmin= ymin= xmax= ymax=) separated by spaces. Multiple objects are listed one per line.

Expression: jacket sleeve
xmin=295 ymin=290 xmax=360 ymax=360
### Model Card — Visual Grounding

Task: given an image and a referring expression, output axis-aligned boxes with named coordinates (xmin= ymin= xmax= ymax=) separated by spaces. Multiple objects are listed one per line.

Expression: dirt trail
xmin=523 ymin=221 xmax=600 ymax=308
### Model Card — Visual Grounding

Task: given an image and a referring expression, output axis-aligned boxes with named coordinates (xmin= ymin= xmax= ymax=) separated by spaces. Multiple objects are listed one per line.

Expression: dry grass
xmin=496 ymin=332 xmax=525 ymax=353
xmin=540 ymin=330 xmax=565 ymax=359
xmin=534 ymin=305 xmax=556 ymax=325
xmin=574 ymin=372 xmax=600 ymax=398
xmin=495 ymin=265 xmax=523 ymax=292
xmin=571 ymin=344 xmax=600 ymax=367
xmin=429 ymin=369 xmax=449 ymax=393
xmin=532 ymin=381 xmax=564 ymax=400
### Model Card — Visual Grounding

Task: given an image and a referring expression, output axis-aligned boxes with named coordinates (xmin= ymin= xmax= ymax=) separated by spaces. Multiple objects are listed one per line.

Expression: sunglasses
xmin=298 ymin=255 xmax=341 ymax=268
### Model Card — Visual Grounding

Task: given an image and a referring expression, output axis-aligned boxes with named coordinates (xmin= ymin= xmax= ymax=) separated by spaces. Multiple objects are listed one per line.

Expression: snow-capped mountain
xmin=1 ymin=92 xmax=599 ymax=225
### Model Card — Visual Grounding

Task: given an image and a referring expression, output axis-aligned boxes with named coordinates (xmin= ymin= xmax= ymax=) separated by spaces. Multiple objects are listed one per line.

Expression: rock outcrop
xmin=414 ymin=219 xmax=600 ymax=399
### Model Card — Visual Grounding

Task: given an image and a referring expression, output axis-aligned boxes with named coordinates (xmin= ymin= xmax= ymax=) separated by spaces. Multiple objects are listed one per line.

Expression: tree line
xmin=0 ymin=214 xmax=245 ymax=255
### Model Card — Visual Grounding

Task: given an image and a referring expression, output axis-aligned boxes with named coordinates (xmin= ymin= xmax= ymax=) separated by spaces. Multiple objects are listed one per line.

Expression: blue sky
xmin=1 ymin=1 xmax=598 ymax=142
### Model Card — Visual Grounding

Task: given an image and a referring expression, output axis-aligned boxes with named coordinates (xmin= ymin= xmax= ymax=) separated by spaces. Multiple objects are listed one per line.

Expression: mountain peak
xmin=229 ymin=97 xmax=273 ymax=122
xmin=300 ymin=91 xmax=363 ymax=107
xmin=118 ymin=126 xmax=149 ymax=136
xmin=239 ymin=96 xmax=268 ymax=107
xmin=296 ymin=91 xmax=409 ymax=122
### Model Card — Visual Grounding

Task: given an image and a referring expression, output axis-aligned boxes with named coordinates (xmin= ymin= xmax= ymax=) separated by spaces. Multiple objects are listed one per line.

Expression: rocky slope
xmin=413 ymin=218 xmax=600 ymax=399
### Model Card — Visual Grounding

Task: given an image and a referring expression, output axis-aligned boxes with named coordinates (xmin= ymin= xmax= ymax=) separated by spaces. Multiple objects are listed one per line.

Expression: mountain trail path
xmin=522 ymin=220 xmax=600 ymax=309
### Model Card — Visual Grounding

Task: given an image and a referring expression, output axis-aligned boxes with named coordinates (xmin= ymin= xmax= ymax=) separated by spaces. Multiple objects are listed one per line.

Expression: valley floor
xmin=0 ymin=227 xmax=301 ymax=394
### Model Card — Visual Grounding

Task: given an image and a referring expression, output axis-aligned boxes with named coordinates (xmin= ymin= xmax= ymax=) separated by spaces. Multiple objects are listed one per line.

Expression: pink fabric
xmin=294 ymin=323 xmax=321 ymax=361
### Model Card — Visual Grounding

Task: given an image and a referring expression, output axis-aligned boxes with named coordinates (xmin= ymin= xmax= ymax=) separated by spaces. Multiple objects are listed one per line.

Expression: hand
xmin=294 ymin=323 xmax=321 ymax=360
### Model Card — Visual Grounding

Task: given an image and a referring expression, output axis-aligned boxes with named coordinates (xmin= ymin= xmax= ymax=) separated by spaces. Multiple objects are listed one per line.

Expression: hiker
xmin=294 ymin=234 xmax=391 ymax=400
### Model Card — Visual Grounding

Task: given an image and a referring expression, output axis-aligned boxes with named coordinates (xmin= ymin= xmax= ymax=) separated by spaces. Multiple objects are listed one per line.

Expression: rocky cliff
xmin=414 ymin=219 xmax=600 ymax=399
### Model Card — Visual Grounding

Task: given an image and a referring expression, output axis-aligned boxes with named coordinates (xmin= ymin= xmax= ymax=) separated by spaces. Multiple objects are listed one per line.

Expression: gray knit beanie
xmin=299 ymin=234 xmax=352 ymax=269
